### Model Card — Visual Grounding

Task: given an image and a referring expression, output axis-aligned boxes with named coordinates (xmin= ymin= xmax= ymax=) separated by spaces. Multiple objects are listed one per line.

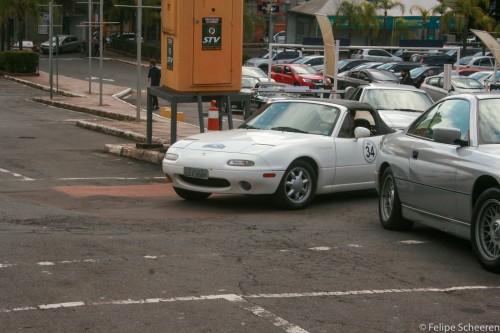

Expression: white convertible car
xmin=163 ymin=99 xmax=394 ymax=209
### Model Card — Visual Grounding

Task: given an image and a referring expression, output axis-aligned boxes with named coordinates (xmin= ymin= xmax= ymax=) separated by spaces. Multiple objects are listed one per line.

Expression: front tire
xmin=471 ymin=187 xmax=500 ymax=272
xmin=272 ymin=160 xmax=316 ymax=210
xmin=173 ymin=187 xmax=211 ymax=201
xmin=378 ymin=167 xmax=413 ymax=230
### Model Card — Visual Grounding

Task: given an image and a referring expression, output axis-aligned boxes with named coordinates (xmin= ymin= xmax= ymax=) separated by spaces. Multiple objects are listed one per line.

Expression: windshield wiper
xmin=271 ymin=126 xmax=308 ymax=133
xmin=391 ymin=108 xmax=423 ymax=112
xmin=239 ymin=124 xmax=259 ymax=129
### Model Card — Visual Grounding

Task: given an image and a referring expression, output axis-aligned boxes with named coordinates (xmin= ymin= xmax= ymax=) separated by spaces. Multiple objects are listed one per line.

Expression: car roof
xmin=357 ymin=82 xmax=421 ymax=91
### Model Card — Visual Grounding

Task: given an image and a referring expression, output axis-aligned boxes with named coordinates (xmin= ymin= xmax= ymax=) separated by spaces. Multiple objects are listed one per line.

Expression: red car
xmin=271 ymin=63 xmax=331 ymax=87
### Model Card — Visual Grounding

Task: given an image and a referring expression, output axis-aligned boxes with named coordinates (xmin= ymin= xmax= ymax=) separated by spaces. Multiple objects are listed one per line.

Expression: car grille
xmin=179 ymin=175 xmax=230 ymax=188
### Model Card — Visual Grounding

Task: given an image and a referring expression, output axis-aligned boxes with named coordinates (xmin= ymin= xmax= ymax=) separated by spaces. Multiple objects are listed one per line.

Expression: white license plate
xmin=183 ymin=167 xmax=209 ymax=179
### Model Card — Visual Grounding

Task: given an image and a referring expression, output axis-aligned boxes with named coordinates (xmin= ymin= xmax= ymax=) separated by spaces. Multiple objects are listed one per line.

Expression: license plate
xmin=183 ymin=167 xmax=209 ymax=179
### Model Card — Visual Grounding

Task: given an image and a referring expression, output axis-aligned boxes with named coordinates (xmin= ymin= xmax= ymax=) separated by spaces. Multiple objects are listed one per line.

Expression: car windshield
xmin=458 ymin=57 xmax=473 ymax=65
xmin=242 ymin=77 xmax=258 ymax=88
xmin=469 ymin=71 xmax=492 ymax=81
xmin=242 ymin=67 xmax=267 ymax=79
xmin=362 ymin=89 xmax=433 ymax=111
xmin=376 ymin=63 xmax=394 ymax=70
xmin=292 ymin=65 xmax=318 ymax=74
xmin=410 ymin=67 xmax=429 ymax=77
xmin=486 ymin=72 xmax=500 ymax=82
xmin=451 ymin=77 xmax=485 ymax=89
xmin=370 ymin=70 xmax=398 ymax=81
xmin=478 ymin=98 xmax=500 ymax=144
xmin=241 ymin=101 xmax=340 ymax=136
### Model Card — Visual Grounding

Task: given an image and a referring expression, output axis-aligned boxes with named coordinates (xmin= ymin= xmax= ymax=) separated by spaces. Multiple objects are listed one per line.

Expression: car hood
xmin=245 ymin=58 xmax=266 ymax=65
xmin=299 ymin=74 xmax=323 ymax=80
xmin=378 ymin=110 xmax=422 ymax=130
xmin=171 ymin=129 xmax=309 ymax=153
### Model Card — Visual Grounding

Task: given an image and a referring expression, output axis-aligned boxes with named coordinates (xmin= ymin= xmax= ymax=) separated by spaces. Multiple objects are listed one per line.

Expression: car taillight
xmin=420 ymin=59 xmax=424 ymax=63
xmin=360 ymin=55 xmax=364 ymax=59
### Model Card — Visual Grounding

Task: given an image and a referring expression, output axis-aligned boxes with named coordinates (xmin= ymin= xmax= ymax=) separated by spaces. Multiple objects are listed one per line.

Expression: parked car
xmin=270 ymin=63 xmax=331 ymax=87
xmin=410 ymin=53 xmax=455 ymax=66
xmin=232 ymin=76 xmax=260 ymax=110
xmin=376 ymin=61 xmax=424 ymax=73
xmin=474 ymin=51 xmax=493 ymax=57
xmin=334 ymin=59 xmax=374 ymax=74
xmin=454 ymin=56 xmax=496 ymax=70
xmin=346 ymin=83 xmax=434 ymax=129
xmin=244 ymin=49 xmax=303 ymax=73
xmin=375 ymin=93 xmax=500 ymax=272
xmin=444 ymin=48 xmax=480 ymax=59
xmin=110 ymin=32 xmax=143 ymax=43
xmin=351 ymin=48 xmax=402 ymax=62
xmin=162 ymin=98 xmax=394 ymax=209
xmin=409 ymin=66 xmax=444 ymax=88
xmin=469 ymin=71 xmax=500 ymax=90
xmin=420 ymin=75 xmax=486 ymax=101
xmin=290 ymin=55 xmax=324 ymax=68
xmin=40 ymin=35 xmax=84 ymax=54
xmin=242 ymin=66 xmax=275 ymax=83
xmin=11 ymin=40 xmax=37 ymax=52
xmin=248 ymin=82 xmax=299 ymax=115
xmin=336 ymin=68 xmax=400 ymax=96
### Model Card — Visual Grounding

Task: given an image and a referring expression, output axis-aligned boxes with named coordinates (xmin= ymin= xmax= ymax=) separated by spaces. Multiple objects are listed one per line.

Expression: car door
xmin=405 ymin=98 xmax=470 ymax=221
xmin=422 ymin=77 xmax=445 ymax=101
xmin=333 ymin=109 xmax=383 ymax=189
xmin=281 ymin=65 xmax=295 ymax=85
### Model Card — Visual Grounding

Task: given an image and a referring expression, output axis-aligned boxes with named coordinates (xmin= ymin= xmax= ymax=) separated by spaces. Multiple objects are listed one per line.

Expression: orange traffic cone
xmin=207 ymin=100 xmax=219 ymax=131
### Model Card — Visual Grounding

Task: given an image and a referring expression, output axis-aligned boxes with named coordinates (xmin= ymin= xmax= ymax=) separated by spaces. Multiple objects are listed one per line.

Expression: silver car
xmin=346 ymin=83 xmax=434 ymax=129
xmin=351 ymin=49 xmax=402 ymax=62
xmin=375 ymin=93 xmax=500 ymax=272
xmin=420 ymin=75 xmax=486 ymax=101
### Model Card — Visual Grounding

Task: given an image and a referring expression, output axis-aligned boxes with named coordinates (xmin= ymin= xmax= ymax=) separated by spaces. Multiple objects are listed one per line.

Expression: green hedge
xmin=0 ymin=51 xmax=39 ymax=74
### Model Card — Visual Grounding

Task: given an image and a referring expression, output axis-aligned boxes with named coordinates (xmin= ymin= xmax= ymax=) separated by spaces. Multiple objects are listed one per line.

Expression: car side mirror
xmin=433 ymin=127 xmax=463 ymax=145
xmin=354 ymin=127 xmax=371 ymax=139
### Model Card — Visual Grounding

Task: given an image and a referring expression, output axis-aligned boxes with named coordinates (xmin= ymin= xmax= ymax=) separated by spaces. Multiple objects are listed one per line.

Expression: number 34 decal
xmin=362 ymin=139 xmax=377 ymax=163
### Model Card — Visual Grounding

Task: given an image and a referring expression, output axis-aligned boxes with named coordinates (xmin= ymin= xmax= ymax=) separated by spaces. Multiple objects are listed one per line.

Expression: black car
xmin=336 ymin=59 xmax=373 ymax=73
xmin=376 ymin=61 xmax=424 ymax=73
xmin=409 ymin=66 xmax=444 ymax=88
xmin=337 ymin=69 xmax=400 ymax=96
xmin=409 ymin=53 xmax=455 ymax=66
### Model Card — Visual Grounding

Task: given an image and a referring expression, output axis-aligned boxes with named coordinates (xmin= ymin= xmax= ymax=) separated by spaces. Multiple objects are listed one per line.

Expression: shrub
xmin=0 ymin=51 xmax=39 ymax=74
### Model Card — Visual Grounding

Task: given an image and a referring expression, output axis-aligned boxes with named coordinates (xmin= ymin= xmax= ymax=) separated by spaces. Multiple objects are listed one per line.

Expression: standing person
xmin=399 ymin=68 xmax=415 ymax=86
xmin=92 ymin=33 xmax=100 ymax=57
xmin=147 ymin=59 xmax=161 ymax=110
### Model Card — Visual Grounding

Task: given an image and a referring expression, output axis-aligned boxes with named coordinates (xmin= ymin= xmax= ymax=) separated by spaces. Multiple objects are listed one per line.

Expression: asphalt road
xmin=1 ymin=72 xmax=500 ymax=332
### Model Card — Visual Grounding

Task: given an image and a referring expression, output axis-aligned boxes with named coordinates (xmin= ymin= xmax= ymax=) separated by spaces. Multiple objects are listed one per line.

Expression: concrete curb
xmin=76 ymin=120 xmax=169 ymax=144
xmin=33 ymin=97 xmax=138 ymax=121
xmin=104 ymin=143 xmax=166 ymax=164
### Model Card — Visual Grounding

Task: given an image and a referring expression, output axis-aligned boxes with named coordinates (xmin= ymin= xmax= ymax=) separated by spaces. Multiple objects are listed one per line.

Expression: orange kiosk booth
xmin=162 ymin=0 xmax=243 ymax=92
xmin=146 ymin=0 xmax=246 ymax=145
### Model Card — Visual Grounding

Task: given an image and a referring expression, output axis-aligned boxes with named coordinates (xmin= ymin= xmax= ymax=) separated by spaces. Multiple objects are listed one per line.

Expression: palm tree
xmin=359 ymin=1 xmax=379 ymax=46
xmin=431 ymin=0 xmax=451 ymax=42
xmin=336 ymin=1 xmax=361 ymax=43
xmin=444 ymin=0 xmax=491 ymax=53
xmin=393 ymin=18 xmax=415 ymax=43
xmin=410 ymin=5 xmax=431 ymax=40
xmin=373 ymin=0 xmax=405 ymax=45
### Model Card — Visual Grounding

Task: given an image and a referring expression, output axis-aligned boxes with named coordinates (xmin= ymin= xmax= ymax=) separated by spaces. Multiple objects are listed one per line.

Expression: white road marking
xmin=1 ymin=286 xmax=499 ymax=333
xmin=86 ymin=76 xmax=115 ymax=82
xmin=309 ymin=246 xmax=331 ymax=251
xmin=399 ymin=240 xmax=428 ymax=244
xmin=0 ymin=167 xmax=34 ymax=181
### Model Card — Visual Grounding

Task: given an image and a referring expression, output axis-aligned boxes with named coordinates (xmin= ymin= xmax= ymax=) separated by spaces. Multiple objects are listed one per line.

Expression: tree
xmin=431 ymin=0 xmax=451 ymax=41
xmin=359 ymin=2 xmax=379 ymax=46
xmin=372 ymin=0 xmax=405 ymax=45
xmin=410 ymin=5 xmax=431 ymax=40
xmin=443 ymin=0 xmax=491 ymax=53
xmin=393 ymin=18 xmax=415 ymax=42
xmin=336 ymin=1 xmax=361 ymax=43
xmin=10 ymin=0 xmax=39 ymax=50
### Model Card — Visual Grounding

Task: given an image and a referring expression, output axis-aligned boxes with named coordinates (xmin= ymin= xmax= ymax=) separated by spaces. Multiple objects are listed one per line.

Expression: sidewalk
xmin=5 ymin=52 xmax=203 ymax=164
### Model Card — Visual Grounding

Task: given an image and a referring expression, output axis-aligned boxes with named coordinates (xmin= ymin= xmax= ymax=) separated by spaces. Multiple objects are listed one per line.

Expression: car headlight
xmin=165 ymin=153 xmax=178 ymax=161
xmin=227 ymin=159 xmax=255 ymax=167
